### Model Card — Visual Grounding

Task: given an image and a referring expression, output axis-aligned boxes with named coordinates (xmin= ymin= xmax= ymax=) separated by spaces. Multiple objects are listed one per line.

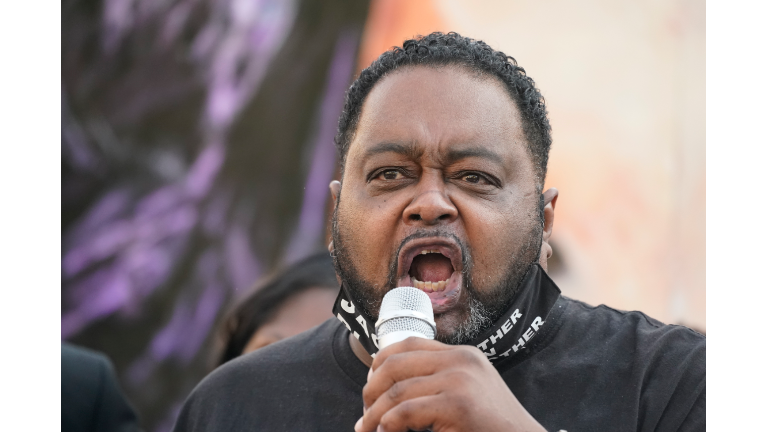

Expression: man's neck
xmin=348 ymin=333 xmax=374 ymax=367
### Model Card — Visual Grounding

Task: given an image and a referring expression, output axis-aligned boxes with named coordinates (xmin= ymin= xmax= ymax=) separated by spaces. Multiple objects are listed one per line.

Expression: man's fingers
xmin=358 ymin=340 xmax=493 ymax=432
xmin=363 ymin=350 xmax=451 ymax=408
xmin=360 ymin=376 xmax=440 ymax=432
xmin=371 ymin=337 xmax=451 ymax=371
xmin=365 ymin=343 xmax=487 ymax=409
xmin=378 ymin=395 xmax=446 ymax=432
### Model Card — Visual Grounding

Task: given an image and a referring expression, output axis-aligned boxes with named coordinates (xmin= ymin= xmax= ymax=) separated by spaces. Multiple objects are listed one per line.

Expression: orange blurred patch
xmin=357 ymin=0 xmax=449 ymax=72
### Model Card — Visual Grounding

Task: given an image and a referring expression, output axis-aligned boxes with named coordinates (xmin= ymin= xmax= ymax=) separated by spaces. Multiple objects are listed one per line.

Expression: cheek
xmin=458 ymin=194 xmax=539 ymax=284
xmin=337 ymin=189 xmax=404 ymax=282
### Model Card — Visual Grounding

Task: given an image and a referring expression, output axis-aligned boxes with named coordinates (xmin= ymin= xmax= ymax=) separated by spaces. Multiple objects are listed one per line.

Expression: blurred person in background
xmin=62 ymin=343 xmax=141 ymax=432
xmin=217 ymin=252 xmax=339 ymax=365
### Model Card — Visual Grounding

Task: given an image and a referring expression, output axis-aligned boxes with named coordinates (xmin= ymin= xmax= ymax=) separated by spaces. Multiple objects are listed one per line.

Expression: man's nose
xmin=402 ymin=179 xmax=458 ymax=226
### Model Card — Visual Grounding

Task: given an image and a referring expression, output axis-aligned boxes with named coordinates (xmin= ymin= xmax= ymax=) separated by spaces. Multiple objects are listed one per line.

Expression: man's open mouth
xmin=409 ymin=249 xmax=453 ymax=292
xmin=396 ymin=237 xmax=463 ymax=313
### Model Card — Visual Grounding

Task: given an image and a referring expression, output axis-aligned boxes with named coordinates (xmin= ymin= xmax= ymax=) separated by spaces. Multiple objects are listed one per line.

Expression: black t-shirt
xmin=174 ymin=296 xmax=705 ymax=431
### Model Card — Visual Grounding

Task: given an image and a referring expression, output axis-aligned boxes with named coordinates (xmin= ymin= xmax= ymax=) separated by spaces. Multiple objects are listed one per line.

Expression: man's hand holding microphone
xmin=355 ymin=287 xmax=546 ymax=432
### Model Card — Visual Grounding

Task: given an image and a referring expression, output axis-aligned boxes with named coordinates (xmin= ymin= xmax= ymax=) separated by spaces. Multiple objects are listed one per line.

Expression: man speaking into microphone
xmin=174 ymin=32 xmax=705 ymax=432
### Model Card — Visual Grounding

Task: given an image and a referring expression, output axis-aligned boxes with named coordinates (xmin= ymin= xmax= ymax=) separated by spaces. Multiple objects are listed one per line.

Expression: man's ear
xmin=539 ymin=187 xmax=559 ymax=270
xmin=327 ymin=181 xmax=342 ymax=254
xmin=329 ymin=180 xmax=341 ymax=205
xmin=542 ymin=187 xmax=558 ymax=242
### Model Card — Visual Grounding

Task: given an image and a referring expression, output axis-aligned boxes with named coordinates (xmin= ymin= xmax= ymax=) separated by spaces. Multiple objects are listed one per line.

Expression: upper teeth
xmin=420 ymin=249 xmax=440 ymax=255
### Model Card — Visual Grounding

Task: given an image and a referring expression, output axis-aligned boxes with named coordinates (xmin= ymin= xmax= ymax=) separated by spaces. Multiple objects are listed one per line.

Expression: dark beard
xmin=331 ymin=197 xmax=544 ymax=345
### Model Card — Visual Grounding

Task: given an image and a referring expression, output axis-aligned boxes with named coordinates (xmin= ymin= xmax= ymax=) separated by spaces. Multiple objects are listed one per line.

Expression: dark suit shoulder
xmin=62 ymin=344 xmax=108 ymax=432
xmin=61 ymin=343 xmax=140 ymax=432
xmin=62 ymin=343 xmax=111 ymax=387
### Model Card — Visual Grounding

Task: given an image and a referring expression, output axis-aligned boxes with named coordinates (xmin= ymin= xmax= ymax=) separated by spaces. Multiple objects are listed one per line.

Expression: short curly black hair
xmin=335 ymin=31 xmax=552 ymax=187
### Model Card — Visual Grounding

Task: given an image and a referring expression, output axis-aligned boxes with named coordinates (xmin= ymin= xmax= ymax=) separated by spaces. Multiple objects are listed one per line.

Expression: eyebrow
xmin=443 ymin=147 xmax=504 ymax=165
xmin=362 ymin=142 xmax=422 ymax=160
xmin=361 ymin=142 xmax=504 ymax=166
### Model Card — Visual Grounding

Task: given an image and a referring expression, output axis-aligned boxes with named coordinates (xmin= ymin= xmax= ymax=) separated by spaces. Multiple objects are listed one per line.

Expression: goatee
xmin=330 ymin=199 xmax=544 ymax=345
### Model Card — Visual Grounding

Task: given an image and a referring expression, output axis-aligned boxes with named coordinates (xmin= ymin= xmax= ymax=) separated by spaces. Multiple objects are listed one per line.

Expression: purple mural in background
xmin=63 ymin=0 xmax=296 ymax=344
xmin=285 ymin=30 xmax=359 ymax=263
xmin=61 ymin=0 xmax=370 ymax=430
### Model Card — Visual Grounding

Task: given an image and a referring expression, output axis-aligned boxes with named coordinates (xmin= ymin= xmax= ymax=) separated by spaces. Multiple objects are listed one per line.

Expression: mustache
xmin=386 ymin=229 xmax=472 ymax=288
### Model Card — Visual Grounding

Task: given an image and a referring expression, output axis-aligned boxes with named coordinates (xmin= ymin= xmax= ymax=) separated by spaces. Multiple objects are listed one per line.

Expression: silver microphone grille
xmin=378 ymin=316 xmax=435 ymax=340
xmin=376 ymin=287 xmax=436 ymax=347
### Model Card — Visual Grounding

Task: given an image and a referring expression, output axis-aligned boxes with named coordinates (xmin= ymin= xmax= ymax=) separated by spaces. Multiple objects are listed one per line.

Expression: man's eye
xmin=462 ymin=173 xmax=482 ymax=184
xmin=380 ymin=170 xmax=402 ymax=180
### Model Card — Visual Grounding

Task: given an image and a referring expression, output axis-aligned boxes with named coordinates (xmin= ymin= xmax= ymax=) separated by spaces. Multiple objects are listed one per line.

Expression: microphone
xmin=375 ymin=287 xmax=436 ymax=349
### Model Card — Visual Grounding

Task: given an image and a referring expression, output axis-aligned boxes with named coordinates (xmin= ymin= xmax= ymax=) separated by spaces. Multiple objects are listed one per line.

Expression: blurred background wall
xmin=61 ymin=0 xmax=705 ymax=430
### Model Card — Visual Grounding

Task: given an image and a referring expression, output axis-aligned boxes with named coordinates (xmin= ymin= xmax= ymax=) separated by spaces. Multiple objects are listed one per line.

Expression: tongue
xmin=410 ymin=254 xmax=454 ymax=282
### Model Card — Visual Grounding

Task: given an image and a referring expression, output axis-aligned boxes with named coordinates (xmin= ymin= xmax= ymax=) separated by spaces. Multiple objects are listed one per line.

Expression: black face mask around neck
xmin=332 ymin=263 xmax=561 ymax=370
